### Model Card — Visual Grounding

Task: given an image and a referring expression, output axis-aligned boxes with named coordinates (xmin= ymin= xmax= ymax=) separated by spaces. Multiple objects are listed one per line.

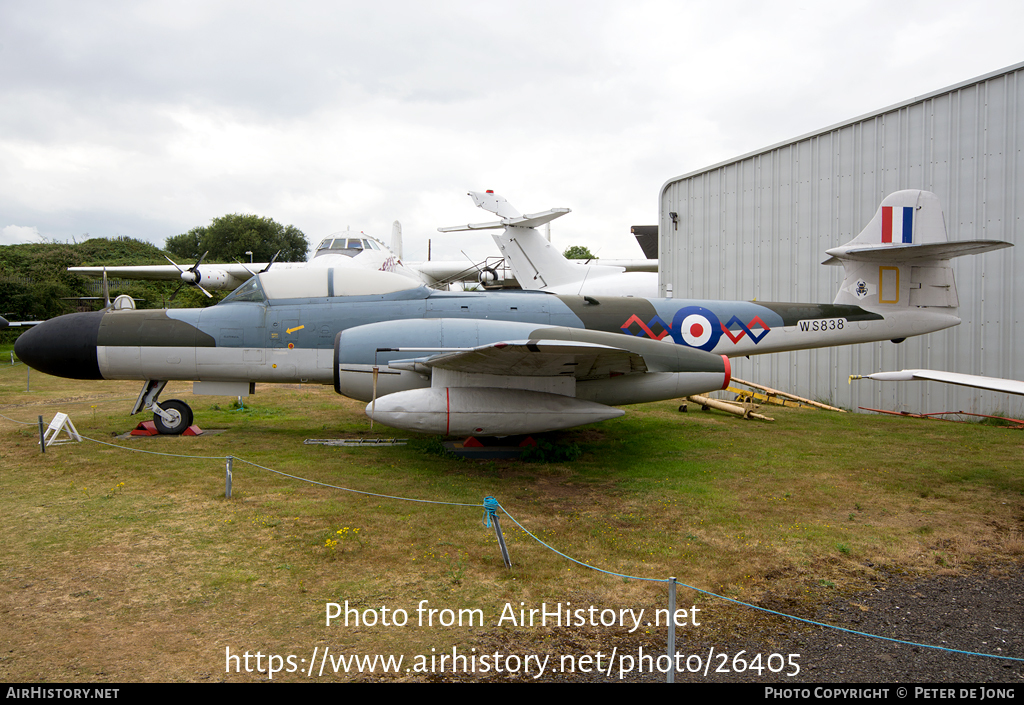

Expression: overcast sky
xmin=1 ymin=0 xmax=1022 ymax=263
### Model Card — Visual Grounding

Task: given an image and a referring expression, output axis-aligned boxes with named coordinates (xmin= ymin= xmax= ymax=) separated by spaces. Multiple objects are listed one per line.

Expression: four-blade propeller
xmin=165 ymin=251 xmax=212 ymax=300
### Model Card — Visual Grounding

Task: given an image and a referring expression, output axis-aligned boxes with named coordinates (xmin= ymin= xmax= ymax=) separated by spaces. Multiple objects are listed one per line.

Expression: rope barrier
xmin=492 ymin=503 xmax=1024 ymax=662
xmin=0 ymin=408 xmax=1020 ymax=662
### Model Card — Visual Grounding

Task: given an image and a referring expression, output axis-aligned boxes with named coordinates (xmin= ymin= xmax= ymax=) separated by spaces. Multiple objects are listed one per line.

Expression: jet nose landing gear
xmin=132 ymin=381 xmax=196 ymax=436
xmin=153 ymin=399 xmax=194 ymax=435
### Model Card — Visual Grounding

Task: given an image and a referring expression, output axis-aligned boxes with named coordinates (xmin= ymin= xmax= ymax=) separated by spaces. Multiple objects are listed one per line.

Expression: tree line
xmin=0 ymin=215 xmax=308 ymax=340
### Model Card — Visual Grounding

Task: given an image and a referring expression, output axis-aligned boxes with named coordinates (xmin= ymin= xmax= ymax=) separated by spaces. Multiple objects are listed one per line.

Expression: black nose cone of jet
xmin=14 ymin=311 xmax=105 ymax=380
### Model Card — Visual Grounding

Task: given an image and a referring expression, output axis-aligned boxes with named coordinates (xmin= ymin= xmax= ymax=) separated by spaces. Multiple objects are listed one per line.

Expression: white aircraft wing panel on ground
xmin=854 ymin=369 xmax=1024 ymax=396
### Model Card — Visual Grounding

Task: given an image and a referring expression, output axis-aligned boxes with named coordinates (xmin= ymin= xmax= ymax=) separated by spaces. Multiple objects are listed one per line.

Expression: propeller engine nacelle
xmin=179 ymin=267 xmax=238 ymax=289
xmin=165 ymin=252 xmax=246 ymax=297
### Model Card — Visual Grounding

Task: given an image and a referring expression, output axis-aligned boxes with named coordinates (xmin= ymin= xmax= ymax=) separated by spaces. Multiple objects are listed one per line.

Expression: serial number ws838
xmin=798 ymin=318 xmax=846 ymax=332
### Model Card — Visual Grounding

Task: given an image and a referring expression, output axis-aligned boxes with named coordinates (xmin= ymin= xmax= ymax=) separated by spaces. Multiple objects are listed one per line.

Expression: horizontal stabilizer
xmin=437 ymin=219 xmax=505 ymax=232
xmin=438 ymin=208 xmax=571 ymax=233
xmin=510 ymin=209 xmax=572 ymax=229
xmin=823 ymin=239 xmax=1011 ymax=265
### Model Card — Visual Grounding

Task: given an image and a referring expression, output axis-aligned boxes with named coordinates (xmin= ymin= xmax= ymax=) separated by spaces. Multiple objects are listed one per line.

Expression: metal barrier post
xmin=667 ymin=577 xmax=677 ymax=683
xmin=483 ymin=496 xmax=512 ymax=568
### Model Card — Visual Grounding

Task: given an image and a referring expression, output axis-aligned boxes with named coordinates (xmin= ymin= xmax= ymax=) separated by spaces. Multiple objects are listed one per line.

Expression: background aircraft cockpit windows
xmin=315 ymin=238 xmax=368 ymax=255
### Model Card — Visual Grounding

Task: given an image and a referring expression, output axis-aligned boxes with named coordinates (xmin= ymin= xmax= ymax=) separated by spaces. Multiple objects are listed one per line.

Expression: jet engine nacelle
xmin=335 ymin=317 xmax=733 ymax=435
xmin=333 ymin=318 xmax=543 ymax=401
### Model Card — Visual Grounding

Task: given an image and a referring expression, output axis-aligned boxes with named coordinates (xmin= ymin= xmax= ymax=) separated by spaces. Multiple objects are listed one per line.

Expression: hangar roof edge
xmin=659 ymin=60 xmax=1024 ymax=201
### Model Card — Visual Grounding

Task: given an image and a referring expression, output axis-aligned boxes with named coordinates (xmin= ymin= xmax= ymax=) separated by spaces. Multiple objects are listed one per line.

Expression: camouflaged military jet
xmin=15 ymin=190 xmax=1009 ymax=437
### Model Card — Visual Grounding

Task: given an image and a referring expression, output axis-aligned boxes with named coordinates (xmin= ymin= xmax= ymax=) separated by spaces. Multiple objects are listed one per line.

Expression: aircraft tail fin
xmin=391 ymin=221 xmax=403 ymax=261
xmin=452 ymin=193 xmax=621 ymax=290
xmin=468 ymin=190 xmax=521 ymax=219
xmin=824 ymin=190 xmax=1011 ymax=311
xmin=492 ymin=227 xmax=624 ymax=290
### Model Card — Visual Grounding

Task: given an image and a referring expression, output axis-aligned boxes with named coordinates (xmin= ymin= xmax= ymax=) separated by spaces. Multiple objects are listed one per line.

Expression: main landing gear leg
xmin=131 ymin=380 xmax=195 ymax=435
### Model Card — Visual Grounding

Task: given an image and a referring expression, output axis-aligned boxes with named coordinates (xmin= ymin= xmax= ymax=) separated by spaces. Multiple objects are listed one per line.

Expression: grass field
xmin=1 ymin=359 xmax=1022 ymax=682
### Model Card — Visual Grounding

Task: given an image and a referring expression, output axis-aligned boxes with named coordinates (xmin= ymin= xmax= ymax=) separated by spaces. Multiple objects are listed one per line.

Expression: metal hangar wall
xmin=659 ymin=61 xmax=1024 ymax=416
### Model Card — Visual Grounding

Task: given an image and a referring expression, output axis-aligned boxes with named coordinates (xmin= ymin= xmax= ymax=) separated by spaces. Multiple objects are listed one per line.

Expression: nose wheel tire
xmin=154 ymin=399 xmax=194 ymax=435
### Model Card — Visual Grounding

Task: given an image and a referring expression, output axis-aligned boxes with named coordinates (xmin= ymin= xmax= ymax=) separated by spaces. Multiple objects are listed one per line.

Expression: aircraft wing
xmin=596 ymin=259 xmax=659 ymax=272
xmin=425 ymin=254 xmax=655 ymax=290
xmin=366 ymin=333 xmax=727 ymax=435
xmin=853 ymin=369 xmax=1024 ymax=396
xmin=0 ymin=316 xmax=42 ymax=329
xmin=68 ymin=263 xmax=262 ymax=283
xmin=407 ymin=260 xmax=493 ymax=283
xmin=389 ymin=340 xmax=648 ymax=379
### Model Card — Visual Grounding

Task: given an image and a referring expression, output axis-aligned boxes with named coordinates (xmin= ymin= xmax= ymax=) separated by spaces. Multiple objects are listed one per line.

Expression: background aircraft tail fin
xmin=824 ymin=190 xmax=1011 ymax=311
xmin=441 ymin=191 xmax=601 ymax=291
xmin=468 ymin=190 xmax=521 ymax=219
xmin=492 ymin=227 xmax=626 ymax=290
xmin=391 ymin=221 xmax=403 ymax=261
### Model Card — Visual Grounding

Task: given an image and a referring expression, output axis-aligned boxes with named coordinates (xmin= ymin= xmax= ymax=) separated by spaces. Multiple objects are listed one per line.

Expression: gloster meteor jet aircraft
xmin=16 ymin=190 xmax=1009 ymax=437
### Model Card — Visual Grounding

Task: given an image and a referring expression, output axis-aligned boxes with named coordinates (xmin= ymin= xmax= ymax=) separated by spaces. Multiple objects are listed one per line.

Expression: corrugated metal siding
xmin=660 ymin=62 xmax=1024 ymax=416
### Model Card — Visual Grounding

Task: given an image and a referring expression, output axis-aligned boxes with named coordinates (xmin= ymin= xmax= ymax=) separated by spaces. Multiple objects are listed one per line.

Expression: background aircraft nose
xmin=14 ymin=311 xmax=105 ymax=380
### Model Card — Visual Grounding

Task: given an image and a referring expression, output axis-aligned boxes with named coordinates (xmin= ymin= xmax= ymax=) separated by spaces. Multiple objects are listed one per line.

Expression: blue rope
xmin=493 ymin=499 xmax=1024 ymax=663
xmin=482 ymin=496 xmax=499 ymax=527
xmin=231 ymin=456 xmax=479 ymax=507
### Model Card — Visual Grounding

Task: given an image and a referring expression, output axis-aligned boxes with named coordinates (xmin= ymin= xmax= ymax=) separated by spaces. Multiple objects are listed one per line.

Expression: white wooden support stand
xmin=40 ymin=413 xmax=82 ymax=449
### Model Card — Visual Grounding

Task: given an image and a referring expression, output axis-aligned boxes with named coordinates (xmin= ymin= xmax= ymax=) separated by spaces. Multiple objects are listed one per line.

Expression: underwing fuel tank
xmin=366 ymin=387 xmax=625 ymax=436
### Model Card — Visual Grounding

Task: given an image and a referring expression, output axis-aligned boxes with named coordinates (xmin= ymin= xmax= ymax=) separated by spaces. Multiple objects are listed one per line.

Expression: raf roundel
xmin=681 ymin=314 xmax=712 ymax=347
xmin=670 ymin=306 xmax=723 ymax=352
